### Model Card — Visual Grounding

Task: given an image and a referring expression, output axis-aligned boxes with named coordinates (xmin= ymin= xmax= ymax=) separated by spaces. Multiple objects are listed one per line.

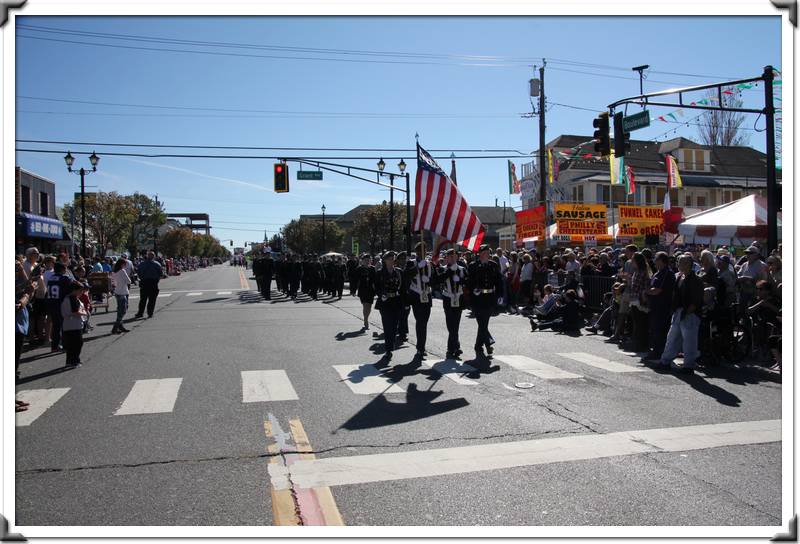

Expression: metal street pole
xmin=389 ymin=174 xmax=395 ymax=250
xmin=763 ymin=65 xmax=778 ymax=253
xmin=322 ymin=207 xmax=326 ymax=253
xmin=538 ymin=61 xmax=546 ymax=209
xmin=80 ymin=168 xmax=87 ymax=258
xmin=405 ymin=173 xmax=411 ymax=254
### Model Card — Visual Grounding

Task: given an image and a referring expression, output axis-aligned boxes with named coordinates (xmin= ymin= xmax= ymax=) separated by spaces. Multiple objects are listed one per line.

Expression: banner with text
xmin=554 ymin=203 xmax=608 ymax=236
xmin=515 ymin=206 xmax=546 ymax=241
xmin=616 ymin=205 xmax=665 ymax=238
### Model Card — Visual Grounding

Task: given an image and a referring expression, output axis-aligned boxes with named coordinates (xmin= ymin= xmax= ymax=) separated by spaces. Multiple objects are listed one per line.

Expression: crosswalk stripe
xmin=242 ymin=370 xmax=299 ymax=402
xmin=494 ymin=355 xmax=583 ymax=380
xmin=15 ymin=388 xmax=70 ymax=426
xmin=333 ymin=365 xmax=405 ymax=395
xmin=114 ymin=378 xmax=183 ymax=415
xmin=160 ymin=293 xmax=172 ymax=297
xmin=216 ymin=291 xmax=232 ymax=295
xmin=186 ymin=292 xmax=203 ymax=296
xmin=558 ymin=352 xmax=646 ymax=373
xmin=268 ymin=419 xmax=781 ymax=490
xmin=129 ymin=295 xmax=139 ymax=299
xmin=423 ymin=359 xmax=478 ymax=385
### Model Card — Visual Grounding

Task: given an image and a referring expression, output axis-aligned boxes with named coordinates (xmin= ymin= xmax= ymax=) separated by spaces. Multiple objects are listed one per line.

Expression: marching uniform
xmin=253 ymin=257 xmax=263 ymax=294
xmin=262 ymin=255 xmax=274 ymax=299
xmin=405 ymin=255 xmax=436 ymax=356
xmin=396 ymin=252 xmax=411 ymax=342
xmin=374 ymin=253 xmax=406 ymax=355
xmin=288 ymin=257 xmax=302 ymax=300
xmin=467 ymin=246 xmax=504 ymax=356
xmin=436 ymin=258 xmax=468 ymax=358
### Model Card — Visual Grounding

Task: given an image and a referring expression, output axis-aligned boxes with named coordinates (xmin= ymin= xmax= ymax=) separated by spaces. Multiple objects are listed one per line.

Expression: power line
xmin=17 ymin=138 xmax=532 ymax=155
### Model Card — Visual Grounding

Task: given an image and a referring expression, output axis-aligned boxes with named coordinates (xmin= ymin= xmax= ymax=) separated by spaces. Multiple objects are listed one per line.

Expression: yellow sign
xmin=616 ymin=205 xmax=664 ymax=238
xmin=554 ymin=204 xmax=607 ymax=235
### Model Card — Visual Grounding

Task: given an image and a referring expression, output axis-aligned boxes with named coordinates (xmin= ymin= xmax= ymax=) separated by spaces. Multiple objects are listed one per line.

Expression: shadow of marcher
xmin=673 ymin=371 xmax=742 ymax=407
xmin=16 ymin=366 xmax=74 ymax=385
xmin=335 ymin=330 xmax=366 ymax=341
xmin=339 ymin=383 xmax=469 ymax=431
xmin=193 ymin=297 xmax=229 ymax=304
xmin=464 ymin=355 xmax=500 ymax=379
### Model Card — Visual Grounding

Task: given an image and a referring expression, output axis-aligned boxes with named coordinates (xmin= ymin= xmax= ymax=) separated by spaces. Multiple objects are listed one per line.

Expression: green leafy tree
xmin=126 ymin=193 xmax=166 ymax=256
xmin=352 ymin=202 xmax=406 ymax=253
xmin=158 ymin=228 xmax=193 ymax=257
xmin=66 ymin=191 xmax=137 ymax=257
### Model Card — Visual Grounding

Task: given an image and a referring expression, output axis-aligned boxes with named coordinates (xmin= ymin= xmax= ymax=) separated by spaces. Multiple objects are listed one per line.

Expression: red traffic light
xmin=275 ymin=164 xmax=284 ymax=173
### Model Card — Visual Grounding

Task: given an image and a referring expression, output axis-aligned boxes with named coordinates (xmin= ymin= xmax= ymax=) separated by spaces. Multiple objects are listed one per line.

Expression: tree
xmin=282 ymin=219 xmax=315 ymax=253
xmin=65 ymin=191 xmax=137 ymax=257
xmin=282 ymin=218 xmax=345 ymax=253
xmin=351 ymin=202 xmax=406 ymax=254
xmin=697 ymin=87 xmax=749 ymax=147
xmin=126 ymin=193 xmax=166 ymax=256
xmin=158 ymin=228 xmax=193 ymax=257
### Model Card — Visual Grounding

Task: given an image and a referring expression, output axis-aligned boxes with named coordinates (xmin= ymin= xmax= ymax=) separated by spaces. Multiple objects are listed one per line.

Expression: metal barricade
xmin=581 ymin=274 xmax=616 ymax=311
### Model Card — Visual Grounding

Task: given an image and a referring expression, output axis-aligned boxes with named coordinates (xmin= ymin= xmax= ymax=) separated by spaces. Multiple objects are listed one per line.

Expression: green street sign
xmin=352 ymin=240 xmax=359 ymax=255
xmin=297 ymin=170 xmax=323 ymax=181
xmin=622 ymin=110 xmax=650 ymax=132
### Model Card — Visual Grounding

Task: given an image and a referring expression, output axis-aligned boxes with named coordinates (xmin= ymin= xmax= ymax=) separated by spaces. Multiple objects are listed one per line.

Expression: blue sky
xmin=15 ymin=16 xmax=781 ymax=247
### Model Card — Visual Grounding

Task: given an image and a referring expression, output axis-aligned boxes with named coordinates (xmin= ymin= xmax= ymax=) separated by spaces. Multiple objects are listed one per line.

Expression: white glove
xmin=473 ymin=289 xmax=481 ymax=296
xmin=497 ymin=297 xmax=504 ymax=305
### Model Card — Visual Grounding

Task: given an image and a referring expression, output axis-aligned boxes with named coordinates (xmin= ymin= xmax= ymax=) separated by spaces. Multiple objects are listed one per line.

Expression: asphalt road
xmin=13 ymin=263 xmax=784 ymax=531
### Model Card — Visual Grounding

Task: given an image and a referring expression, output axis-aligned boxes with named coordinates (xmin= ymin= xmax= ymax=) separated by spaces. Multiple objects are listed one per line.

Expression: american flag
xmin=413 ymin=144 xmax=485 ymax=251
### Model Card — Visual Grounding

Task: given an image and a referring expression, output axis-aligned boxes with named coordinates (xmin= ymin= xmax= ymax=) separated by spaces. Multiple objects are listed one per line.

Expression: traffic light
xmin=593 ymin=112 xmax=610 ymax=157
xmin=274 ymin=162 xmax=289 ymax=193
xmin=613 ymin=112 xmax=631 ymax=158
xmin=230 ymin=240 xmax=233 ymax=246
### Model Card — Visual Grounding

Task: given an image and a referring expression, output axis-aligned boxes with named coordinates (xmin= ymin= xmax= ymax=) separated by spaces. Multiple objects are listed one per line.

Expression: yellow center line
xmin=264 ymin=420 xmax=302 ymax=526
xmin=239 ymin=268 xmax=249 ymax=290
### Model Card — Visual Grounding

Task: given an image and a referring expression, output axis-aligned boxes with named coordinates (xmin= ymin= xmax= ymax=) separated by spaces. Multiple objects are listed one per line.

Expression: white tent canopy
xmin=677 ymin=194 xmax=781 ymax=246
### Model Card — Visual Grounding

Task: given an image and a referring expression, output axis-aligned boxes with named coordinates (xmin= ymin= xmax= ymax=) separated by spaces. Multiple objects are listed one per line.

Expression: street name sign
xmin=297 ymin=171 xmax=323 ymax=181
xmin=622 ymin=110 xmax=650 ymax=132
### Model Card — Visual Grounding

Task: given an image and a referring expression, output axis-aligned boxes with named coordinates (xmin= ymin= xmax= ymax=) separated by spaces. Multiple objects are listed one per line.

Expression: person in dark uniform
xmin=262 ymin=251 xmax=274 ymax=300
xmin=467 ymin=244 xmax=503 ymax=358
xmin=253 ymin=255 xmax=263 ymax=295
xmin=374 ymin=251 xmax=405 ymax=359
xmin=288 ymin=254 xmax=302 ymax=300
xmin=307 ymin=255 xmax=322 ymax=300
xmin=395 ymin=251 xmax=411 ymax=344
xmin=405 ymin=242 xmax=436 ymax=358
xmin=353 ymin=253 xmax=376 ymax=330
xmin=334 ymin=256 xmax=347 ymax=299
xmin=347 ymin=255 xmax=359 ymax=296
xmin=436 ymin=248 xmax=468 ymax=359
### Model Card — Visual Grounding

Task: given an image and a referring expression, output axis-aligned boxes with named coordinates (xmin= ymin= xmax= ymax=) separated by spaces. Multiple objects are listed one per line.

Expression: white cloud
xmin=117 ymin=157 xmax=270 ymax=191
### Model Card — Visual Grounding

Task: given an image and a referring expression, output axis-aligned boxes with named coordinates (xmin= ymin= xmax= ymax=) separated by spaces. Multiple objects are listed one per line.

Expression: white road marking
xmin=15 ymin=388 xmax=70 ymax=426
xmin=423 ymin=359 xmax=478 ymax=385
xmin=128 ymin=295 xmax=139 ymax=299
xmin=186 ymin=292 xmax=203 ymax=296
xmin=241 ymin=370 xmax=299 ymax=402
xmin=333 ymin=365 xmax=405 ymax=395
xmin=268 ymin=419 xmax=781 ymax=490
xmin=160 ymin=293 xmax=172 ymax=297
xmin=114 ymin=378 xmax=183 ymax=415
xmin=558 ymin=352 xmax=646 ymax=373
xmin=216 ymin=291 xmax=232 ymax=295
xmin=494 ymin=355 xmax=583 ymax=380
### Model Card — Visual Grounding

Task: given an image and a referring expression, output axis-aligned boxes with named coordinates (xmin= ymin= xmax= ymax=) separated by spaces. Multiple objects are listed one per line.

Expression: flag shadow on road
xmin=338 ymin=383 xmax=469 ymax=431
xmin=335 ymin=330 xmax=367 ymax=341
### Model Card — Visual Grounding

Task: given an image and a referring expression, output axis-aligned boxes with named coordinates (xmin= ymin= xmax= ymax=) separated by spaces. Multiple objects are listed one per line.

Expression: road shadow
xmin=426 ymin=358 xmax=477 ymax=381
xmin=193 ymin=297 xmax=229 ymax=304
xmin=17 ymin=365 xmax=74 ymax=385
xmin=463 ymin=355 xmax=500 ymax=379
xmin=338 ymin=383 xmax=469 ymax=431
xmin=335 ymin=330 xmax=367 ymax=341
xmin=19 ymin=349 xmax=65 ymax=364
xmin=672 ymin=371 xmax=742 ymax=407
xmin=238 ymin=292 xmax=265 ymax=304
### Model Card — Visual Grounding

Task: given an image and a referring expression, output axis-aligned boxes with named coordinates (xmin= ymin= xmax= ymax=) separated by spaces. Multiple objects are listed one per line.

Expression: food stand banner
xmin=616 ymin=205 xmax=665 ymax=237
xmin=516 ymin=206 xmax=545 ymax=241
xmin=554 ymin=203 xmax=607 ymax=235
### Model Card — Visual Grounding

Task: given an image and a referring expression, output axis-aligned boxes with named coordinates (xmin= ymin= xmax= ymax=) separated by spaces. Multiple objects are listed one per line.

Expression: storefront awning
xmin=17 ymin=213 xmax=64 ymax=240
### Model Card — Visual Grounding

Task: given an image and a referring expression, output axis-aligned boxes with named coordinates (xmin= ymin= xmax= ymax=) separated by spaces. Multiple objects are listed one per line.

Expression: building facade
xmin=15 ymin=167 xmax=68 ymax=255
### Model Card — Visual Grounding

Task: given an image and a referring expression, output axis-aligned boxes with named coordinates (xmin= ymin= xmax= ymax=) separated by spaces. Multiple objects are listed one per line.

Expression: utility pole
xmin=153 ymin=194 xmax=159 ymax=254
xmin=538 ymin=60 xmax=547 ymax=209
xmin=763 ymin=65 xmax=778 ymax=253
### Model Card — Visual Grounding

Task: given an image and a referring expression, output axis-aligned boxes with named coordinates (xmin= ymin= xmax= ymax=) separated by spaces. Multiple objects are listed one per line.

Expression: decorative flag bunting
xmin=547 ymin=148 xmax=554 ymax=184
xmin=609 ymin=149 xmax=616 ymax=185
xmin=508 ymin=160 xmax=521 ymax=194
xmin=414 ymin=144 xmax=485 ymax=251
xmin=626 ymin=165 xmax=636 ymax=196
xmin=666 ymin=154 xmax=683 ymax=189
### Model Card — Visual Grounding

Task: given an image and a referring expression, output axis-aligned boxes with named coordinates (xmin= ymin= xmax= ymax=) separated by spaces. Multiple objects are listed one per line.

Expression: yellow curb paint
xmin=289 ymin=419 xmax=345 ymax=526
xmin=264 ymin=420 xmax=301 ymax=526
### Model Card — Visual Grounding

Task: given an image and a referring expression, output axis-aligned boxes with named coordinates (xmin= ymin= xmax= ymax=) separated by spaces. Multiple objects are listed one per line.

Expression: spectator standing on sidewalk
xmin=658 ymin=254 xmax=704 ymax=373
xmin=61 ymin=280 xmax=88 ymax=368
xmin=112 ymin=257 xmax=132 ymax=334
xmin=134 ymin=251 xmax=162 ymax=319
xmin=643 ymin=252 xmax=675 ymax=362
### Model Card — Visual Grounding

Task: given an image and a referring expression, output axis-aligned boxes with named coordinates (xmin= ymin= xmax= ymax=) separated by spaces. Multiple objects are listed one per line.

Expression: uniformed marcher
xmin=262 ymin=251 xmax=274 ymax=299
xmin=436 ymin=248 xmax=468 ymax=359
xmin=288 ymin=254 xmax=302 ymax=300
xmin=353 ymin=253 xmax=376 ymax=330
xmin=253 ymin=255 xmax=263 ymax=294
xmin=467 ymin=244 xmax=504 ymax=358
xmin=346 ymin=255 xmax=359 ymax=296
xmin=307 ymin=255 xmax=322 ymax=300
xmin=405 ymin=242 xmax=436 ymax=357
xmin=395 ymin=251 xmax=411 ymax=344
xmin=374 ymin=251 xmax=405 ymax=358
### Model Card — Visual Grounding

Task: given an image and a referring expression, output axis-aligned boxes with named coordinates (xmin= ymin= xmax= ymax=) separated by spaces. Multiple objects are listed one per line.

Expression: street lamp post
xmin=321 ymin=204 xmax=326 ymax=254
xmin=377 ymin=158 xmax=395 ymax=250
xmin=397 ymin=159 xmax=410 ymax=254
xmin=64 ymin=151 xmax=99 ymax=259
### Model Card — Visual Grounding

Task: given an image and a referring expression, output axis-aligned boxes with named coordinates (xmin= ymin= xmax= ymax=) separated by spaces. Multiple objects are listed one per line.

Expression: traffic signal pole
xmin=763 ymin=66 xmax=778 ymax=253
xmin=538 ymin=61 xmax=547 ymax=209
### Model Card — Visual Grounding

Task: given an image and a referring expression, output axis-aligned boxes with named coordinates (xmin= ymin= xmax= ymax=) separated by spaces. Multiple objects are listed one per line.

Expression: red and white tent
xmin=678 ymin=194 xmax=781 ymax=245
